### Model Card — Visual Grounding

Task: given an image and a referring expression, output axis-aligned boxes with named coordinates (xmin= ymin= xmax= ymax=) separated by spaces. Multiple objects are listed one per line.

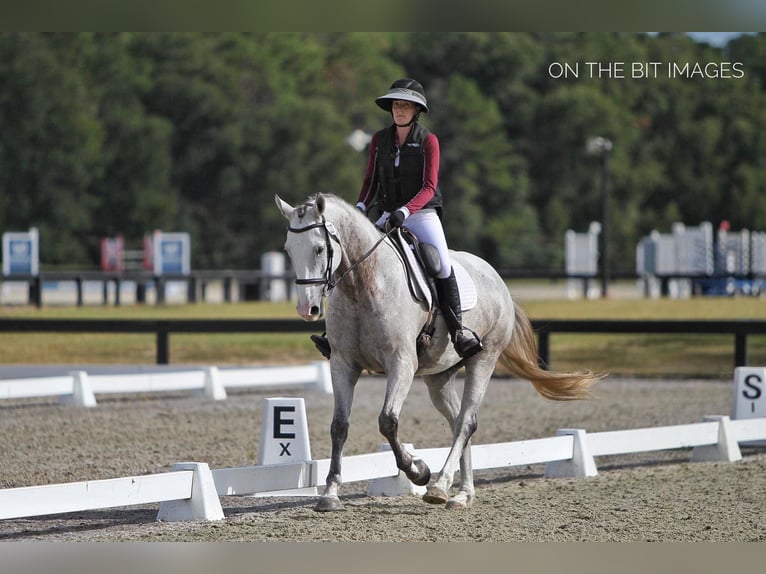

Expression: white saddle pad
xmin=453 ymin=259 xmax=478 ymax=311
xmin=397 ymin=238 xmax=477 ymax=311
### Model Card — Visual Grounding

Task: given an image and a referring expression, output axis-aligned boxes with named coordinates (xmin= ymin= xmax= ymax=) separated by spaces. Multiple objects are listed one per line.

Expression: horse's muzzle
xmin=297 ymin=303 xmax=323 ymax=321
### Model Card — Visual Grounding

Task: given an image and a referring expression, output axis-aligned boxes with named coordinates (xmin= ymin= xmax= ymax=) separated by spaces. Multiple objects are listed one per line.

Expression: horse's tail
xmin=499 ymin=304 xmax=604 ymax=401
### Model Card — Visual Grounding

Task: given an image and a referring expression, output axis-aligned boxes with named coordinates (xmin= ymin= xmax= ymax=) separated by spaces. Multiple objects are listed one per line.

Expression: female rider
xmin=312 ymin=78 xmax=483 ymax=360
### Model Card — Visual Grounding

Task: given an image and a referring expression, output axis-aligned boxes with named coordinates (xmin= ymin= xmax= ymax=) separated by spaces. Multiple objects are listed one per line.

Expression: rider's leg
xmin=435 ymin=268 xmax=483 ymax=359
xmin=404 ymin=209 xmax=482 ymax=359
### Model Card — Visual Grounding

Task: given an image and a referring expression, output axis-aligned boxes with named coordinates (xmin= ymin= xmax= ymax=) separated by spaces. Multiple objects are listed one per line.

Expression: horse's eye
xmin=315 ymin=245 xmax=325 ymax=255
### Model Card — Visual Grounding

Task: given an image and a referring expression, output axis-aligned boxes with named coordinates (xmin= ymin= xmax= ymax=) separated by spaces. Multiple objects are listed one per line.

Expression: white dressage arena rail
xmin=0 ymin=362 xmax=333 ymax=405
xmin=0 ymin=414 xmax=763 ymax=522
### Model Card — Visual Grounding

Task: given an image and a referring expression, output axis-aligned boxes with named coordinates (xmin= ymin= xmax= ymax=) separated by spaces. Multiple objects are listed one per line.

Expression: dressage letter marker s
xmin=732 ymin=367 xmax=766 ymax=419
xmin=732 ymin=367 xmax=766 ymax=447
xmin=257 ymin=397 xmax=317 ymax=496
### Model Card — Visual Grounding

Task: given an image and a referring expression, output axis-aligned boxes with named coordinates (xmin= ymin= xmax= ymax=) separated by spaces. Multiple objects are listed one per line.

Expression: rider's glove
xmin=388 ymin=209 xmax=406 ymax=229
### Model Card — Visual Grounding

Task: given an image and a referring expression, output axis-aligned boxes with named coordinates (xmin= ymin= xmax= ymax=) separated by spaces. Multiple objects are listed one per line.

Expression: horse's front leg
xmin=378 ymin=360 xmax=431 ymax=487
xmin=315 ymin=361 xmax=360 ymax=512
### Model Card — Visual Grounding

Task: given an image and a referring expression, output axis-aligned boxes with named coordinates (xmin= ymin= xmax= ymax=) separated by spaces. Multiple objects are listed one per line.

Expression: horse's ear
xmin=275 ymin=195 xmax=294 ymax=220
xmin=316 ymin=193 xmax=326 ymax=216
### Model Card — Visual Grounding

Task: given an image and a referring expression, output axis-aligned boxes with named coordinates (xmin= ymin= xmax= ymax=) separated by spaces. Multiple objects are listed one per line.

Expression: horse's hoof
xmin=422 ymin=486 xmax=449 ymax=505
xmin=445 ymin=492 xmax=473 ymax=510
xmin=314 ymin=496 xmax=344 ymax=512
xmin=407 ymin=458 xmax=431 ymax=487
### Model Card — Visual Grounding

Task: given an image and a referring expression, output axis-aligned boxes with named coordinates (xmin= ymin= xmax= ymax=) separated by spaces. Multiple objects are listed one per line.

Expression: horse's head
xmin=275 ymin=193 xmax=341 ymax=321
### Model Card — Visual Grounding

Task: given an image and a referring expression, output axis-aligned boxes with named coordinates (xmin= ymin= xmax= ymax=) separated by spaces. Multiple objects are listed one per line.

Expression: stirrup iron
xmin=454 ymin=328 xmax=483 ymax=359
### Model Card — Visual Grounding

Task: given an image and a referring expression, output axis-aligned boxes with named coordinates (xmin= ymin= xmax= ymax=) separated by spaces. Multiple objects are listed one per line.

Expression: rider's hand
xmin=388 ymin=209 xmax=406 ymax=229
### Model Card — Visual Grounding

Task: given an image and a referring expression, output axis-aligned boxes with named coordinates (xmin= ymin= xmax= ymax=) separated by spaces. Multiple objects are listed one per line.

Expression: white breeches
xmin=378 ymin=208 xmax=452 ymax=279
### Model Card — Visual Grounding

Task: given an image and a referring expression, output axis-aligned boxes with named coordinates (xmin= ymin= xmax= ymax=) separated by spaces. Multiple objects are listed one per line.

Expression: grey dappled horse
xmin=276 ymin=193 xmax=602 ymax=511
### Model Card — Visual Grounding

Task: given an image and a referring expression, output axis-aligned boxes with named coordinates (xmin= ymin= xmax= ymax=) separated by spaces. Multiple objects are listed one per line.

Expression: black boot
xmin=311 ymin=333 xmax=331 ymax=360
xmin=436 ymin=268 xmax=483 ymax=359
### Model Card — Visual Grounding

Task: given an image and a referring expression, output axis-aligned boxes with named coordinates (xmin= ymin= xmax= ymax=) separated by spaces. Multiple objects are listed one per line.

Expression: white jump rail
xmin=0 ymin=415 xmax=763 ymax=524
xmin=0 ymin=362 xmax=333 ymax=406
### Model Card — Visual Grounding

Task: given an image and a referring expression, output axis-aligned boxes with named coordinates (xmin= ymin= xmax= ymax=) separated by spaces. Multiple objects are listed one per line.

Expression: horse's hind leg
xmin=422 ymin=371 xmax=476 ymax=508
xmin=422 ymin=371 xmax=462 ymax=505
xmin=446 ymin=439 xmax=475 ymax=510
xmin=425 ymin=360 xmax=494 ymax=509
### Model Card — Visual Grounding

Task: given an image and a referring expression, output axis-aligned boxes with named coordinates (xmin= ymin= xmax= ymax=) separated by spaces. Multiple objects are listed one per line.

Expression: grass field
xmin=1 ymin=291 xmax=764 ymax=378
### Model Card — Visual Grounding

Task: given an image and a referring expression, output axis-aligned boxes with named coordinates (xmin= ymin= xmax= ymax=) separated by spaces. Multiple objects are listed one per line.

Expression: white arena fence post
xmin=544 ymin=429 xmax=598 ymax=478
xmin=156 ymin=462 xmax=224 ymax=522
xmin=368 ymin=443 xmax=426 ymax=497
xmin=60 ymin=371 xmax=97 ymax=408
xmin=691 ymin=415 xmax=742 ymax=462
xmin=200 ymin=366 xmax=227 ymax=401
xmin=314 ymin=360 xmax=333 ymax=394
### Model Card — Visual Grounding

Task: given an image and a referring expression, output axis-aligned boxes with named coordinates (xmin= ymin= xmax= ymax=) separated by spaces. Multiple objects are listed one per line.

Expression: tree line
xmin=1 ymin=32 xmax=765 ymax=272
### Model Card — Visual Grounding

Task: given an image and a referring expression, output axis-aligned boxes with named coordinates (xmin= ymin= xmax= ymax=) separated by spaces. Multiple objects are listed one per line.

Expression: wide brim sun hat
xmin=375 ymin=78 xmax=429 ymax=113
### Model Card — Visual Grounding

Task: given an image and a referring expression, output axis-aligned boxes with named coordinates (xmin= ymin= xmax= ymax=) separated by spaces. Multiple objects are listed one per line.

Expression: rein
xmin=332 ymin=228 xmax=394 ymax=288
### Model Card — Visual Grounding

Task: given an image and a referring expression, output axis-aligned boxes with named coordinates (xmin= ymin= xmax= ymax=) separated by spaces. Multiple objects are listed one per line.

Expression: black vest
xmin=375 ymin=123 xmax=443 ymax=214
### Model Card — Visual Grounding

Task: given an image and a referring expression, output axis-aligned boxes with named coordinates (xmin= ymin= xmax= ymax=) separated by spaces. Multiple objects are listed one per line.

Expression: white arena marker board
xmin=256 ymin=397 xmax=317 ymax=496
xmin=732 ymin=367 xmax=766 ymax=418
xmin=732 ymin=367 xmax=766 ymax=445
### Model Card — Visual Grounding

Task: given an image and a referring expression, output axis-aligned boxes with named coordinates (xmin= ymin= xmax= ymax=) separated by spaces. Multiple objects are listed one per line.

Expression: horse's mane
xmin=313 ymin=193 xmax=382 ymax=237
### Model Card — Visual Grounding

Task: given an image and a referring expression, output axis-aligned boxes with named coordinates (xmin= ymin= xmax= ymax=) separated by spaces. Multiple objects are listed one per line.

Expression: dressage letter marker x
xmin=256 ymin=397 xmax=317 ymax=497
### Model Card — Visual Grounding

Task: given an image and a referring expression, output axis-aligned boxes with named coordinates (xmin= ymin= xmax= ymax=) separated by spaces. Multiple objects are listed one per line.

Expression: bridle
xmin=287 ymin=217 xmax=341 ymax=297
xmin=287 ymin=214 xmax=394 ymax=295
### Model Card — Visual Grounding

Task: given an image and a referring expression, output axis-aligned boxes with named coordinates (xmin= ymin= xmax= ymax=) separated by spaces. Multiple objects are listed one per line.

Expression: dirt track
xmin=0 ymin=374 xmax=764 ymax=542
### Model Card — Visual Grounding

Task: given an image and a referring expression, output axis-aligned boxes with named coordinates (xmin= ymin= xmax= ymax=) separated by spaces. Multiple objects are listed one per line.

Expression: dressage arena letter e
xmin=258 ymin=397 xmax=313 ymax=467
xmin=256 ymin=397 xmax=317 ymax=496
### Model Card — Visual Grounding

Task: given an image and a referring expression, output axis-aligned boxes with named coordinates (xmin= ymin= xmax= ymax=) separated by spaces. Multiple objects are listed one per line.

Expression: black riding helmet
xmin=375 ymin=78 xmax=429 ymax=113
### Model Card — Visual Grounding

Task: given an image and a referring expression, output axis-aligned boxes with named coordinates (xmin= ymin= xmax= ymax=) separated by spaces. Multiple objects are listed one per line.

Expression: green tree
xmin=2 ymin=32 xmax=766 ymax=275
xmin=0 ymin=32 xmax=104 ymax=264
xmin=427 ymin=74 xmax=542 ymax=267
xmin=86 ymin=33 xmax=177 ymax=254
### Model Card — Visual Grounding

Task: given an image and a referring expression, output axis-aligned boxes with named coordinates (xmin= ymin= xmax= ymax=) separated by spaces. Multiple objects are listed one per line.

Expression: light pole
xmin=586 ymin=137 xmax=613 ymax=298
